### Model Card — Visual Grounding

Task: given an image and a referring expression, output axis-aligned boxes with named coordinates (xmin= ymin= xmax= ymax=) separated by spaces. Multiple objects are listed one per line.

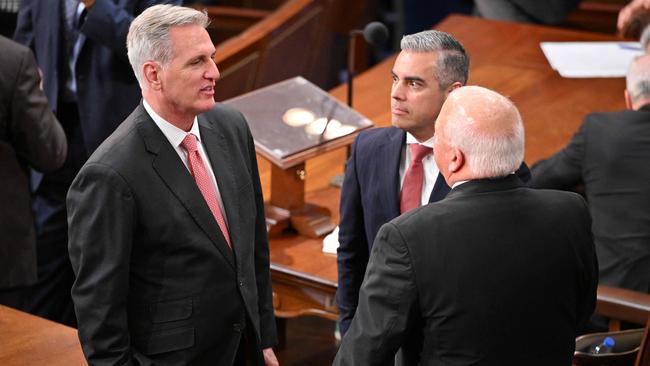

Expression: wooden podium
xmin=224 ymin=77 xmax=373 ymax=238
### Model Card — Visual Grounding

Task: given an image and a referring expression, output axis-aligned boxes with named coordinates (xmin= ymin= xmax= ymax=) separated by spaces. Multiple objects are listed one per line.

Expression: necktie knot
xmin=409 ymin=144 xmax=432 ymax=163
xmin=181 ymin=133 xmax=199 ymax=153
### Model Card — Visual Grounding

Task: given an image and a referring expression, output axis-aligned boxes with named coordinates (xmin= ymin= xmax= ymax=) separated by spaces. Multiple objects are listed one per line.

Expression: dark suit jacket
xmin=334 ymin=176 xmax=598 ymax=366
xmin=531 ymin=106 xmax=650 ymax=294
xmin=67 ymin=103 xmax=277 ymax=365
xmin=13 ymin=0 xmax=180 ymax=156
xmin=476 ymin=0 xmax=581 ymax=24
xmin=0 ymin=36 xmax=66 ymax=289
xmin=336 ymin=126 xmax=531 ymax=334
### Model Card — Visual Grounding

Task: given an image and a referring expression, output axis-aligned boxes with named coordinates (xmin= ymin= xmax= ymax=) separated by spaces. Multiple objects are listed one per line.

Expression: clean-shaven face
xmin=158 ymin=24 xmax=219 ymax=119
xmin=391 ymin=50 xmax=447 ymax=141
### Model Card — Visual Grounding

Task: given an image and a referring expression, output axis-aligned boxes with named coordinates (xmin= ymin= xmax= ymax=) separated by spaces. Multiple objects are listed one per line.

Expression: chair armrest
xmin=596 ymin=286 xmax=650 ymax=326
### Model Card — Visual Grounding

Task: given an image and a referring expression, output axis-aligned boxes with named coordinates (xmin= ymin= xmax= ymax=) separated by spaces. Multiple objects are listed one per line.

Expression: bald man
xmin=532 ymin=55 xmax=650 ymax=297
xmin=334 ymin=86 xmax=597 ymax=366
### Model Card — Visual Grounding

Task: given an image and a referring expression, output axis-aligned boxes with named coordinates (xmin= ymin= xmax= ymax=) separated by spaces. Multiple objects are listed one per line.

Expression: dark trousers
xmin=18 ymin=101 xmax=87 ymax=327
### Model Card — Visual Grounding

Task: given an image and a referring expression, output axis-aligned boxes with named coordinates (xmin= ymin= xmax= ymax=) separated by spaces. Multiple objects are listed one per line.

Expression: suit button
xmin=233 ymin=323 xmax=243 ymax=332
xmin=239 ymin=280 xmax=244 ymax=287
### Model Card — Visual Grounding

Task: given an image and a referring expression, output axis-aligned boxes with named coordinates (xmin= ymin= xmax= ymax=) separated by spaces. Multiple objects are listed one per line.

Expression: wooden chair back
xmin=636 ymin=314 xmax=650 ymax=366
xmin=574 ymin=286 xmax=650 ymax=366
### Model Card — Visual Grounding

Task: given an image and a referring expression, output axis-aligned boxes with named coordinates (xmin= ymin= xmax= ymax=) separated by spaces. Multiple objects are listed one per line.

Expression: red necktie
xmin=400 ymin=144 xmax=433 ymax=214
xmin=181 ymin=134 xmax=232 ymax=247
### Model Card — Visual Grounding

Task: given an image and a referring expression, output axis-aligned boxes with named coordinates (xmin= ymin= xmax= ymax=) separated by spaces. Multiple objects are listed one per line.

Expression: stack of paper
xmin=540 ymin=42 xmax=643 ymax=78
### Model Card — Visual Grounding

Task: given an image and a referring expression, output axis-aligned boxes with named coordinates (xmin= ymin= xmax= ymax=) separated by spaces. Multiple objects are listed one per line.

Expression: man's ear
xmin=143 ymin=61 xmax=162 ymax=91
xmin=624 ymin=89 xmax=633 ymax=110
xmin=448 ymin=146 xmax=464 ymax=173
xmin=445 ymin=81 xmax=463 ymax=97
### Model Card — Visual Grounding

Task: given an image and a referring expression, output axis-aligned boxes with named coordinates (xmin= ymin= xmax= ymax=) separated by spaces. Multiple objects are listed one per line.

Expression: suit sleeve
xmin=80 ymin=0 xmax=182 ymax=63
xmin=245 ymin=123 xmax=278 ymax=349
xmin=13 ymin=0 xmax=35 ymax=48
xmin=336 ymin=135 xmax=370 ymax=336
xmin=334 ymin=222 xmax=416 ymax=366
xmin=530 ymin=119 xmax=587 ymax=189
xmin=10 ymin=44 xmax=66 ymax=172
xmin=67 ymin=163 xmax=143 ymax=366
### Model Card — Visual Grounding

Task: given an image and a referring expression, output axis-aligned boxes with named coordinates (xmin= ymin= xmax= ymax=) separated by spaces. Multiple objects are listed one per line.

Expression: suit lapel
xmin=379 ymin=128 xmax=404 ymax=217
xmin=136 ymin=105 xmax=236 ymax=269
xmin=428 ymin=173 xmax=451 ymax=203
xmin=198 ymin=117 xmax=245 ymax=264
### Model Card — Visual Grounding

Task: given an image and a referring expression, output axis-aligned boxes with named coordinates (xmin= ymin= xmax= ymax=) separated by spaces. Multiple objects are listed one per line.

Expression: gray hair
xmin=127 ymin=5 xmax=209 ymax=87
xmin=400 ymin=30 xmax=469 ymax=88
xmin=440 ymin=87 xmax=524 ymax=178
xmin=626 ymin=55 xmax=650 ymax=103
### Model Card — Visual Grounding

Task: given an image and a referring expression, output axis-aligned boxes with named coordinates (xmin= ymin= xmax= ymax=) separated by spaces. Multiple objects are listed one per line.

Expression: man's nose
xmin=391 ymin=82 xmax=404 ymax=100
xmin=207 ymin=60 xmax=220 ymax=81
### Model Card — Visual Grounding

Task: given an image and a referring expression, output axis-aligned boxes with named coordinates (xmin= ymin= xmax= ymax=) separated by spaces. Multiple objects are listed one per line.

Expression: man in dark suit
xmin=336 ymin=30 xmax=530 ymax=336
xmin=13 ymin=0 xmax=180 ymax=325
xmin=334 ymin=86 xmax=598 ymax=366
xmin=336 ymin=30 xmax=469 ymax=337
xmin=531 ymin=54 xmax=650 ymax=295
xmin=474 ymin=0 xmax=581 ymax=25
xmin=0 ymin=35 xmax=66 ymax=307
xmin=67 ymin=5 xmax=277 ymax=365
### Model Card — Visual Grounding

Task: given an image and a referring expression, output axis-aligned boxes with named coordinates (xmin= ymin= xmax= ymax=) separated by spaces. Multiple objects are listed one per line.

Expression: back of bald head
xmin=626 ymin=54 xmax=650 ymax=107
xmin=437 ymin=86 xmax=524 ymax=179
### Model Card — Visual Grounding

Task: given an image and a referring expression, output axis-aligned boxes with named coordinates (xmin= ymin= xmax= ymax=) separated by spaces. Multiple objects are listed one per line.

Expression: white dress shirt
xmin=398 ymin=132 xmax=440 ymax=206
xmin=143 ymin=100 xmax=229 ymax=226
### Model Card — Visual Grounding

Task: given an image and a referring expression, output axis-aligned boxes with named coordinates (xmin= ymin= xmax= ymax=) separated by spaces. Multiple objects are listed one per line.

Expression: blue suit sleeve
xmin=80 ymin=0 xmax=183 ymax=63
xmin=13 ymin=0 xmax=35 ymax=48
xmin=336 ymin=135 xmax=370 ymax=336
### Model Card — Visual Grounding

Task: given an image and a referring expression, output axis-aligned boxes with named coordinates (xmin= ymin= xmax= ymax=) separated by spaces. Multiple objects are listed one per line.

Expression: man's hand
xmin=618 ymin=0 xmax=650 ymax=38
xmin=263 ymin=347 xmax=279 ymax=366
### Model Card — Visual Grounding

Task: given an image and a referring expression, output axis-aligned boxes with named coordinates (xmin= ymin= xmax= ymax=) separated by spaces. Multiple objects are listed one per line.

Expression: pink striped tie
xmin=400 ymin=143 xmax=433 ymax=214
xmin=181 ymin=134 xmax=232 ymax=247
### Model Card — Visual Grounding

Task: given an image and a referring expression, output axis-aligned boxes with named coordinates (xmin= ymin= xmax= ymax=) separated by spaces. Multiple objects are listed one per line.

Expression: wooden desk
xmin=267 ymin=14 xmax=627 ymax=321
xmin=0 ymin=305 xmax=85 ymax=365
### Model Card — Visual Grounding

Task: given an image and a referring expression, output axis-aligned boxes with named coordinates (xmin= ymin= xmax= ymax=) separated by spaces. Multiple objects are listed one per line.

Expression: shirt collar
xmin=143 ymin=99 xmax=201 ymax=148
xmin=452 ymin=180 xmax=469 ymax=189
xmin=405 ymin=132 xmax=434 ymax=148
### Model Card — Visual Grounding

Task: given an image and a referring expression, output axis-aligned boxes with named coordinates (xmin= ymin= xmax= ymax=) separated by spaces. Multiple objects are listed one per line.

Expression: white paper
xmin=322 ymin=225 xmax=339 ymax=254
xmin=540 ymin=42 xmax=643 ymax=78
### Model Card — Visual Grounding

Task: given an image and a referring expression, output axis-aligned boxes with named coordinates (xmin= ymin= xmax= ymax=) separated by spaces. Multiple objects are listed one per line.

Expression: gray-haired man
xmin=67 ymin=5 xmax=278 ymax=365
xmin=532 ymin=54 xmax=650 ymax=298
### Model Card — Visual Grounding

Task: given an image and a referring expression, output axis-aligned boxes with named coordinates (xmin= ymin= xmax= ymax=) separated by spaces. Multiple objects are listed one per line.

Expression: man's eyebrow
xmin=391 ymin=71 xmax=425 ymax=83
xmin=404 ymin=76 xmax=426 ymax=84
